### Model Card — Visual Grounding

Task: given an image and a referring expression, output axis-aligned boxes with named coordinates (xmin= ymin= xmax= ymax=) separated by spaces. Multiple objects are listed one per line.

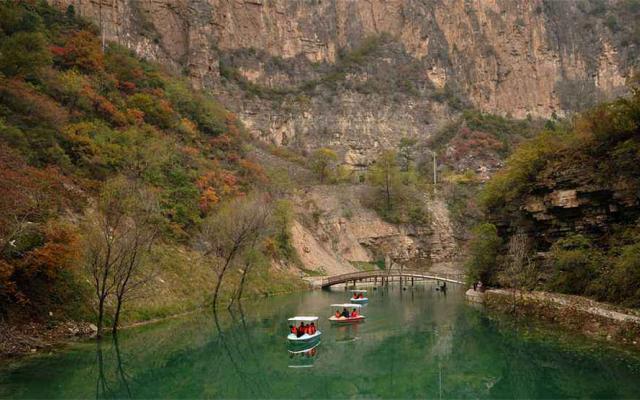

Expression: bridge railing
xmin=321 ymin=269 xmax=466 ymax=287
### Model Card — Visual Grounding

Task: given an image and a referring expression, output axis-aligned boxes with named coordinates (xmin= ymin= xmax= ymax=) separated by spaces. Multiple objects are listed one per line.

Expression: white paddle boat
xmin=328 ymin=303 xmax=366 ymax=324
xmin=287 ymin=316 xmax=322 ymax=345
xmin=350 ymin=289 xmax=369 ymax=303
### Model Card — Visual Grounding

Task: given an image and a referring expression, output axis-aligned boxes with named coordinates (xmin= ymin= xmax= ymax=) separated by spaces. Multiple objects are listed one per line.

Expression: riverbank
xmin=478 ymin=289 xmax=640 ymax=349
xmin=0 ymin=281 xmax=312 ymax=362
xmin=0 ymin=321 xmax=98 ymax=361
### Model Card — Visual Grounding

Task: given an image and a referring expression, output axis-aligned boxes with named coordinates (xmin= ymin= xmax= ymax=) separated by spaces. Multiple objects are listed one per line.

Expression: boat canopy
xmin=330 ymin=303 xmax=362 ymax=308
xmin=351 ymin=289 xmax=368 ymax=293
xmin=288 ymin=316 xmax=319 ymax=322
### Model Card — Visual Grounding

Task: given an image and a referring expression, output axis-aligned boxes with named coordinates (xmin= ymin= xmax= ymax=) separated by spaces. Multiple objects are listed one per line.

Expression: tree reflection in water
xmin=213 ymin=302 xmax=272 ymax=396
xmin=95 ymin=335 xmax=132 ymax=399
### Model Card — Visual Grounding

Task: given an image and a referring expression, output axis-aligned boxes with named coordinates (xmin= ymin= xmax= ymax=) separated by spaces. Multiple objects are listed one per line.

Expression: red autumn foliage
xmin=0 ymin=145 xmax=73 ymax=238
xmin=126 ymin=108 xmax=145 ymax=125
xmin=195 ymin=168 xmax=243 ymax=213
xmin=444 ymin=127 xmax=504 ymax=165
xmin=210 ymin=134 xmax=233 ymax=150
xmin=20 ymin=223 xmax=79 ymax=280
xmin=238 ymin=158 xmax=268 ymax=183
xmin=0 ymin=78 xmax=69 ymax=127
xmin=55 ymin=30 xmax=104 ymax=72
xmin=0 ymin=147 xmax=79 ymax=318
xmin=79 ymin=83 xmax=127 ymax=126
xmin=117 ymin=80 xmax=137 ymax=93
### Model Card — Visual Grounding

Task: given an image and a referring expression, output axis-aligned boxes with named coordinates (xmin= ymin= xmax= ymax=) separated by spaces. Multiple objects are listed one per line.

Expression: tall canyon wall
xmin=49 ymin=0 xmax=638 ymax=164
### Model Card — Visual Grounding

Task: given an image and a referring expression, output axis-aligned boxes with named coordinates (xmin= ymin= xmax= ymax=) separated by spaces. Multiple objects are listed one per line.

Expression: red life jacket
xmin=291 ymin=326 xmax=297 ymax=334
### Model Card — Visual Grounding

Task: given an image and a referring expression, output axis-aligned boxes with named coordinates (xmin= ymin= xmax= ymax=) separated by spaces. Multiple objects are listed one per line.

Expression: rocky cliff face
xmin=49 ymin=0 xmax=638 ymax=165
xmin=501 ymin=158 xmax=640 ymax=252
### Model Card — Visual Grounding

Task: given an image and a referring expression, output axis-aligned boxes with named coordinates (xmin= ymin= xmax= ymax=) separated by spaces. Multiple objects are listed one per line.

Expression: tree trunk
xmin=212 ymin=270 xmax=226 ymax=308
xmin=112 ymin=296 xmax=123 ymax=334
xmin=97 ymin=295 xmax=106 ymax=339
xmin=236 ymin=268 xmax=249 ymax=302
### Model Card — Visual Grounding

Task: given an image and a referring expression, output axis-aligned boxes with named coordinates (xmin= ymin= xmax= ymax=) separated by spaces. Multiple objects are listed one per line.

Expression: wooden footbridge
xmin=320 ymin=269 xmax=466 ymax=288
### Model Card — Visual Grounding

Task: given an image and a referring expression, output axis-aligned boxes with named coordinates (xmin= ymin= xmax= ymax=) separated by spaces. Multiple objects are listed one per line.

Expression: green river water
xmin=2 ymin=282 xmax=640 ymax=399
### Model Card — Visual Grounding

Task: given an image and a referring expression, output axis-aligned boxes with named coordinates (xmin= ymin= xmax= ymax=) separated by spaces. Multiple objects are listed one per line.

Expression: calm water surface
xmin=2 ymin=283 xmax=640 ymax=399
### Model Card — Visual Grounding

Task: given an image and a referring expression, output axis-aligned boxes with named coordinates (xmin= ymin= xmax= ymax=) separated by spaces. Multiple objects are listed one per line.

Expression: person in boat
xmin=298 ymin=322 xmax=306 ymax=337
xmin=351 ymin=308 xmax=358 ymax=318
xmin=290 ymin=325 xmax=297 ymax=336
xmin=335 ymin=309 xmax=341 ymax=318
xmin=341 ymin=308 xmax=350 ymax=318
xmin=309 ymin=322 xmax=316 ymax=334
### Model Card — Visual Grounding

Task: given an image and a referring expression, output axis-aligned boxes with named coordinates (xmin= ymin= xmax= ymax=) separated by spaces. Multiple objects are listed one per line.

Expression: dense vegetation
xmin=424 ymin=110 xmax=544 ymax=238
xmin=0 ymin=1 xmax=300 ymax=327
xmin=468 ymin=86 xmax=640 ymax=308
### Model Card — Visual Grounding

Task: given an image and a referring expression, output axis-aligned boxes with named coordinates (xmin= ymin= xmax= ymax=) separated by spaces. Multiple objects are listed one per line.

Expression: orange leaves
xmin=55 ymin=30 xmax=104 ymax=72
xmin=0 ymin=147 xmax=73 ymax=231
xmin=126 ymin=108 xmax=145 ymax=125
xmin=238 ymin=158 xmax=267 ymax=183
xmin=117 ymin=80 xmax=137 ymax=93
xmin=195 ymin=169 xmax=243 ymax=213
xmin=21 ymin=223 xmax=79 ymax=279
xmin=0 ymin=77 xmax=69 ymax=127
xmin=199 ymin=187 xmax=220 ymax=213
xmin=0 ymin=260 xmax=16 ymax=294
xmin=209 ymin=133 xmax=233 ymax=150
xmin=444 ymin=126 xmax=505 ymax=165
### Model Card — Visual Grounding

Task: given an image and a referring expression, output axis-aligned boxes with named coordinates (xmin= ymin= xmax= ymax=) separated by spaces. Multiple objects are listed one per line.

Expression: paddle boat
xmin=287 ymin=316 xmax=322 ymax=346
xmin=350 ymin=289 xmax=369 ymax=303
xmin=328 ymin=303 xmax=366 ymax=324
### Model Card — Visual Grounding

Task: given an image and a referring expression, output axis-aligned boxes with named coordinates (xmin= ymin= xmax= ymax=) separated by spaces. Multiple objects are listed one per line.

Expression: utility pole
xmin=430 ymin=150 xmax=437 ymax=193
xmin=433 ymin=151 xmax=437 ymax=186
xmin=99 ymin=1 xmax=105 ymax=51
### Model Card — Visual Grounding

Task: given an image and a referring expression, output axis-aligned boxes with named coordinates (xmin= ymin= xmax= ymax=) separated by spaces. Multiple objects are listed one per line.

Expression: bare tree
xmin=110 ymin=187 xmax=159 ymax=333
xmin=229 ymin=248 xmax=264 ymax=309
xmin=82 ymin=178 xmax=159 ymax=337
xmin=198 ymin=195 xmax=270 ymax=308
xmin=501 ymin=231 xmax=534 ymax=313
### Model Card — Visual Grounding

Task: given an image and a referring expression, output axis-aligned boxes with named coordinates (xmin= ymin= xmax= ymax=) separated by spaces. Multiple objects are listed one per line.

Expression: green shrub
xmin=480 ymin=130 xmax=566 ymax=210
xmin=607 ymin=243 xmax=640 ymax=307
xmin=465 ymin=223 xmax=501 ymax=286
xmin=0 ymin=31 xmax=51 ymax=77
xmin=128 ymin=93 xmax=177 ymax=129
xmin=547 ymin=235 xmax=603 ymax=295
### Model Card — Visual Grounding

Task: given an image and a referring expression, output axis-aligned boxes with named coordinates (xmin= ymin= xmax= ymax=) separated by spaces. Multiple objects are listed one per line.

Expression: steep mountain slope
xmin=0 ymin=1 xmax=303 ymax=324
xmin=49 ymin=0 xmax=638 ymax=165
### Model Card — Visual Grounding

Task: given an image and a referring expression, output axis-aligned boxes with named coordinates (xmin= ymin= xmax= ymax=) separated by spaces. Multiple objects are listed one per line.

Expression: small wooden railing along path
xmin=320 ymin=269 xmax=466 ymax=288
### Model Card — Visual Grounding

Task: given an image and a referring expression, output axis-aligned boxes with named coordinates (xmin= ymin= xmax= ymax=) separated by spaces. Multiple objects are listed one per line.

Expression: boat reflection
xmin=334 ymin=323 xmax=360 ymax=343
xmin=288 ymin=342 xmax=320 ymax=368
